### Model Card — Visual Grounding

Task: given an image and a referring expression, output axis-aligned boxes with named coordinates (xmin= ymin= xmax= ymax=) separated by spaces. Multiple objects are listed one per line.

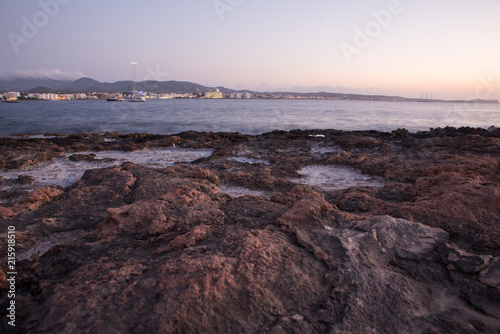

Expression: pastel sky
xmin=1 ymin=0 xmax=499 ymax=100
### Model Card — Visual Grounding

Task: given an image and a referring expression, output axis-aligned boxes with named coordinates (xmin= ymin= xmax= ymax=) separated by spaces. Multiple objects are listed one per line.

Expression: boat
xmin=106 ymin=97 xmax=124 ymax=102
xmin=126 ymin=61 xmax=146 ymax=102
xmin=125 ymin=91 xmax=146 ymax=102
xmin=418 ymin=91 xmax=435 ymax=102
xmin=126 ymin=96 xmax=146 ymax=102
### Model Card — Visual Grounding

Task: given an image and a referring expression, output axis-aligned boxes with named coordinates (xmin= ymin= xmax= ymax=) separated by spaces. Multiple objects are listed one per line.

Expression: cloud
xmin=0 ymin=68 xmax=86 ymax=81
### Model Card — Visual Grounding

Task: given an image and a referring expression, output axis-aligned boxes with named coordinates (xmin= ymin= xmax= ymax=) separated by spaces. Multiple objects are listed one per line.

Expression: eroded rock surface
xmin=0 ymin=127 xmax=499 ymax=333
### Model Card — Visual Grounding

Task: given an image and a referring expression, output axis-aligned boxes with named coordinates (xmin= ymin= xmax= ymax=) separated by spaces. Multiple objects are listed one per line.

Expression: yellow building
xmin=204 ymin=91 xmax=223 ymax=99
xmin=3 ymin=92 xmax=20 ymax=100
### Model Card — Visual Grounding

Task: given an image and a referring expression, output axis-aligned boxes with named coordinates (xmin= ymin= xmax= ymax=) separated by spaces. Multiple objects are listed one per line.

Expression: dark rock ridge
xmin=0 ymin=127 xmax=499 ymax=333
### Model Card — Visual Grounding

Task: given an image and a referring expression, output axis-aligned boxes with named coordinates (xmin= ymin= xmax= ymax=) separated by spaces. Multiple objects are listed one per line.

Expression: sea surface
xmin=0 ymin=99 xmax=498 ymax=137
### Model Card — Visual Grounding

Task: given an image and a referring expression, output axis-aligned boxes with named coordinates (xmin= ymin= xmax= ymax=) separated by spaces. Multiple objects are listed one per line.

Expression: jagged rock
xmin=480 ymin=258 xmax=500 ymax=290
xmin=0 ymin=267 xmax=6 ymax=290
xmin=16 ymin=174 xmax=35 ymax=184
xmin=277 ymin=185 xmax=335 ymax=230
xmin=68 ymin=153 xmax=97 ymax=162
xmin=1 ymin=186 xmax=64 ymax=218
xmin=356 ymin=215 xmax=449 ymax=260
xmin=0 ymin=207 xmax=14 ymax=219
xmin=16 ymin=186 xmax=64 ymax=210
xmin=167 ymin=224 xmax=212 ymax=249
xmin=447 ymin=247 xmax=493 ymax=273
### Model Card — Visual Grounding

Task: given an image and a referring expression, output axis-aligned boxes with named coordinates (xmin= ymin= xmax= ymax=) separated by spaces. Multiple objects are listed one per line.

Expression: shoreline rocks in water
xmin=0 ymin=127 xmax=499 ymax=333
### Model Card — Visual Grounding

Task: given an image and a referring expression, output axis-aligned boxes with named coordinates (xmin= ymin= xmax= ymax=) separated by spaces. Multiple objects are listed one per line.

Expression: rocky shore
xmin=1 ymin=127 xmax=499 ymax=333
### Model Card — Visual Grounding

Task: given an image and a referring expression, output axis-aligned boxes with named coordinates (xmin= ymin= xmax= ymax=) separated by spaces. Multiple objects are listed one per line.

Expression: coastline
xmin=1 ymin=126 xmax=499 ymax=332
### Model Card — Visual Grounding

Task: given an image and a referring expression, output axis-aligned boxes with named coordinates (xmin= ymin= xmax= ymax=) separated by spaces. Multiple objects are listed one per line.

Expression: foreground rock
xmin=0 ymin=127 xmax=499 ymax=333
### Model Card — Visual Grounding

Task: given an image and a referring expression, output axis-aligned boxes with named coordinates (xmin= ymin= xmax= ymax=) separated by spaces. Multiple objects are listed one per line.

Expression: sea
xmin=0 ymin=99 xmax=498 ymax=137
xmin=1 ymin=99 xmax=498 ymax=197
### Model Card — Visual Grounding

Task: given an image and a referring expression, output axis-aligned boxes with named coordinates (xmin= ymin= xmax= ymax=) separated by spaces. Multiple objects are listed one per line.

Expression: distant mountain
xmin=0 ymin=77 xmax=237 ymax=94
xmin=28 ymin=86 xmax=59 ymax=94
xmin=0 ymin=78 xmax=70 ymax=91
xmin=63 ymin=77 xmax=106 ymax=92
xmin=59 ymin=79 xmax=229 ymax=94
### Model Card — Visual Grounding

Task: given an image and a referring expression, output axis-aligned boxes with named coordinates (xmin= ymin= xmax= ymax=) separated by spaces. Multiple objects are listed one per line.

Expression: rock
xmin=0 ymin=206 xmax=15 ymax=219
xmin=480 ymin=258 xmax=500 ymax=290
xmin=1 ymin=129 xmax=500 ymax=333
xmin=68 ymin=153 xmax=97 ymax=162
xmin=167 ymin=224 xmax=211 ymax=249
xmin=447 ymin=247 xmax=493 ymax=273
xmin=395 ymin=171 xmax=500 ymax=249
xmin=162 ymin=165 xmax=219 ymax=184
xmin=98 ymin=181 xmax=225 ymax=239
xmin=487 ymin=126 xmax=499 ymax=134
xmin=17 ymin=174 xmax=35 ymax=184
xmin=276 ymin=185 xmax=337 ymax=230
xmin=356 ymin=215 xmax=449 ymax=260
xmin=0 ymin=267 xmax=6 ymax=290
xmin=6 ymin=186 xmax=64 ymax=217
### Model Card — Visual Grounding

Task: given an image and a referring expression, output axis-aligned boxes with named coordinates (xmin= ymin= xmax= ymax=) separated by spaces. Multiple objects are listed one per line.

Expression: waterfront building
xmin=3 ymin=92 xmax=20 ymax=100
xmin=204 ymin=91 xmax=223 ymax=99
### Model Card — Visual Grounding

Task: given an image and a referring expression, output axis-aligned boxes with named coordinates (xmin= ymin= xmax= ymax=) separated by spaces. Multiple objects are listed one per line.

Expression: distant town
xmin=1 ymin=77 xmax=499 ymax=103
xmin=1 ymin=90 xmax=293 ymax=101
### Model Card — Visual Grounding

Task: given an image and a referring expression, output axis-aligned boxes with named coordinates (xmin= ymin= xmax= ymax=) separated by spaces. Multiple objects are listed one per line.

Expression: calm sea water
xmin=0 ymin=99 xmax=498 ymax=137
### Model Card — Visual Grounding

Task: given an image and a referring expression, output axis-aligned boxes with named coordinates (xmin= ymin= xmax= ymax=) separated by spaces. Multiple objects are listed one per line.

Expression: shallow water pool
xmin=0 ymin=148 xmax=214 ymax=189
xmin=291 ymin=165 xmax=385 ymax=191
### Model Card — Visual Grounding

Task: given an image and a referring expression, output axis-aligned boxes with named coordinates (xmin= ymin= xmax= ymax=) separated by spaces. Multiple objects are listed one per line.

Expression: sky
xmin=0 ymin=0 xmax=499 ymax=100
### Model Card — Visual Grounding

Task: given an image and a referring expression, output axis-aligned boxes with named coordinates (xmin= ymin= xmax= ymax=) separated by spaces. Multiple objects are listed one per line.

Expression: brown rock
xmin=17 ymin=174 xmax=35 ymax=184
xmin=447 ymin=247 xmax=493 ymax=273
xmin=168 ymin=224 xmax=211 ymax=249
xmin=1 ymin=129 xmax=500 ymax=333
xmin=396 ymin=173 xmax=500 ymax=248
xmin=0 ymin=266 xmax=6 ymax=290
xmin=480 ymin=257 xmax=500 ymax=290
xmin=68 ymin=153 xmax=97 ymax=162
xmin=0 ymin=207 xmax=15 ymax=219
xmin=6 ymin=186 xmax=64 ymax=217
xmin=277 ymin=185 xmax=335 ymax=230
xmin=356 ymin=215 xmax=449 ymax=260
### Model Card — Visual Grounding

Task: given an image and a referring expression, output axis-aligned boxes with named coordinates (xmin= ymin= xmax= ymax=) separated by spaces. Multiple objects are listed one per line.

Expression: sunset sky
xmin=1 ymin=0 xmax=499 ymax=100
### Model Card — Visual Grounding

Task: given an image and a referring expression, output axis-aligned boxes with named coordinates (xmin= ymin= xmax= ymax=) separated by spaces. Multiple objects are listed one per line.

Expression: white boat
xmin=126 ymin=61 xmax=146 ymax=102
xmin=126 ymin=96 xmax=146 ymax=102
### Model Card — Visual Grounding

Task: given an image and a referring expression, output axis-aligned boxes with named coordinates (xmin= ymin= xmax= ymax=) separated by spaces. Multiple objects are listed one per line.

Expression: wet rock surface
xmin=0 ymin=127 xmax=499 ymax=333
